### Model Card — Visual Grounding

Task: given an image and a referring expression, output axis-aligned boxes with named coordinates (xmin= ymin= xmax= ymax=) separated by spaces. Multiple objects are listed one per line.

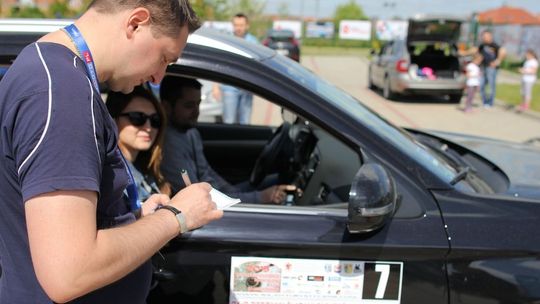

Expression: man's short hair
xmin=160 ymin=75 xmax=202 ymax=105
xmin=88 ymin=0 xmax=200 ymax=37
xmin=233 ymin=13 xmax=249 ymax=23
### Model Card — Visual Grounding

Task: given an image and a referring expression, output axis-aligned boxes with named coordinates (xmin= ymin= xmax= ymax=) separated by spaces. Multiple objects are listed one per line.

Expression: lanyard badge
xmin=63 ymin=24 xmax=100 ymax=94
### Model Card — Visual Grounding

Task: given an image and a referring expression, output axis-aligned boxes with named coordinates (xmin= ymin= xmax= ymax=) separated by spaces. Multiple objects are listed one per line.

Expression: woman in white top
xmin=518 ymin=49 xmax=538 ymax=111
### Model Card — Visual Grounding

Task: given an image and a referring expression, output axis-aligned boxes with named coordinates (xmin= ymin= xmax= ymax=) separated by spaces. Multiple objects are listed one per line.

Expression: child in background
xmin=518 ymin=49 xmax=538 ymax=112
xmin=464 ymin=53 xmax=483 ymax=113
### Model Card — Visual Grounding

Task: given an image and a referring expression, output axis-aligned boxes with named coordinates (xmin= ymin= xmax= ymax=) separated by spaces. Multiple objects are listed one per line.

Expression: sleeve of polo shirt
xmin=13 ymin=82 xmax=103 ymax=202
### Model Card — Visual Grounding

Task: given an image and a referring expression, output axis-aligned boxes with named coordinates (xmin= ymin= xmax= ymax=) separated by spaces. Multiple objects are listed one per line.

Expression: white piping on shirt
xmin=87 ymin=77 xmax=101 ymax=166
xmin=18 ymin=44 xmax=53 ymax=175
xmin=18 ymin=45 xmax=102 ymax=174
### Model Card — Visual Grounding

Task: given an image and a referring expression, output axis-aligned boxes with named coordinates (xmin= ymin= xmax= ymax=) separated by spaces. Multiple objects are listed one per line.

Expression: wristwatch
xmin=157 ymin=205 xmax=188 ymax=234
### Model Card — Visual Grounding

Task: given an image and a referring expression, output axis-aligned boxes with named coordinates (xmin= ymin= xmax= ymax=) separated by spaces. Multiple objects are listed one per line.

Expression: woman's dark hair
xmin=107 ymin=86 xmax=171 ymax=195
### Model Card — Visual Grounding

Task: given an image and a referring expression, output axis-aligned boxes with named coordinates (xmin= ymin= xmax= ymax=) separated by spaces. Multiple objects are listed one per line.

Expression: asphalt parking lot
xmin=298 ymin=55 xmax=540 ymax=143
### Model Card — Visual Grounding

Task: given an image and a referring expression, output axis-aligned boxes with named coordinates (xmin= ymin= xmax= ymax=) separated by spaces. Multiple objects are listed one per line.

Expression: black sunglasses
xmin=118 ymin=112 xmax=161 ymax=128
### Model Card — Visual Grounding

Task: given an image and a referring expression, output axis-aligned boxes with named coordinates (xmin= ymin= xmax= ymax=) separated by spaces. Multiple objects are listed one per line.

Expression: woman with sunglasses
xmin=107 ymin=86 xmax=171 ymax=200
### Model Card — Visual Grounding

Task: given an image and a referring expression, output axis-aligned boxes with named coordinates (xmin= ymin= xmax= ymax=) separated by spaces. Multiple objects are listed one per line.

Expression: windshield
xmin=266 ymin=55 xmax=457 ymax=183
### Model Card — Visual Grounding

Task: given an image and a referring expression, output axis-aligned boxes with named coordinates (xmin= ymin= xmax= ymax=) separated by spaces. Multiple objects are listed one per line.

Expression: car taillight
xmin=396 ymin=59 xmax=409 ymax=73
xmin=262 ymin=38 xmax=269 ymax=46
xmin=289 ymin=37 xmax=298 ymax=46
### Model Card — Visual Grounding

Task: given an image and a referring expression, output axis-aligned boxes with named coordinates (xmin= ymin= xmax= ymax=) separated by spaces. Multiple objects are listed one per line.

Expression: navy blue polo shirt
xmin=0 ymin=43 xmax=151 ymax=303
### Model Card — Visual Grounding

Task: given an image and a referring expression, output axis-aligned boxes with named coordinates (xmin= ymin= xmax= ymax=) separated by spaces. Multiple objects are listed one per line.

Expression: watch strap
xmin=157 ymin=205 xmax=188 ymax=234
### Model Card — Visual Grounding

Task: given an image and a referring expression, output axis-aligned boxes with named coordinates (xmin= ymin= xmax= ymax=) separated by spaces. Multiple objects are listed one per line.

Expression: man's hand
xmin=141 ymin=194 xmax=170 ymax=217
xmin=261 ymin=185 xmax=297 ymax=204
xmin=166 ymin=183 xmax=223 ymax=231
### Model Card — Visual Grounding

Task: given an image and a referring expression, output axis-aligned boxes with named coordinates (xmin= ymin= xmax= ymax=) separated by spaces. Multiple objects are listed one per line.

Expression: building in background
xmin=476 ymin=5 xmax=540 ymax=59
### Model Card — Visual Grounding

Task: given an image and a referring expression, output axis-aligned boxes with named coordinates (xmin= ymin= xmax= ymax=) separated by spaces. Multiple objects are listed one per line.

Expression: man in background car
xmin=160 ymin=75 xmax=296 ymax=204
xmin=212 ymin=13 xmax=258 ymax=124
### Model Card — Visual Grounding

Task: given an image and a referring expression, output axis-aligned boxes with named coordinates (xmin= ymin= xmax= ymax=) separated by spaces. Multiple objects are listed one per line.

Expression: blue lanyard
xmin=64 ymin=24 xmax=140 ymax=211
xmin=117 ymin=149 xmax=141 ymax=211
xmin=63 ymin=24 xmax=100 ymax=94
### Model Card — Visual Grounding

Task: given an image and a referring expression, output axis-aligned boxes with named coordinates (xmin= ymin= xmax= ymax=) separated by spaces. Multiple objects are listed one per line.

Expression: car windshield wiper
xmin=450 ymin=166 xmax=471 ymax=185
xmin=415 ymin=135 xmax=473 ymax=170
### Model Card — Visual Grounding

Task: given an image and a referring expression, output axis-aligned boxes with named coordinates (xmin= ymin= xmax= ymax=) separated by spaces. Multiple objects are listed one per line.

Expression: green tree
xmin=9 ymin=6 xmax=46 ymax=18
xmin=333 ymin=0 xmax=367 ymax=21
xmin=191 ymin=0 xmax=229 ymax=21
xmin=277 ymin=3 xmax=290 ymax=18
xmin=229 ymin=0 xmax=265 ymax=18
xmin=49 ymin=0 xmax=77 ymax=18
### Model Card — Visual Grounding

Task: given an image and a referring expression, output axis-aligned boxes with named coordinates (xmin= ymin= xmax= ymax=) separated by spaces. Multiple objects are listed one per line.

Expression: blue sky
xmin=264 ymin=0 xmax=540 ymax=19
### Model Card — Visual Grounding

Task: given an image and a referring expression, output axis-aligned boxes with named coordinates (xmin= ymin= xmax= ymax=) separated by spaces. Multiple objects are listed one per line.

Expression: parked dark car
xmin=368 ymin=15 xmax=466 ymax=101
xmin=262 ymin=29 xmax=300 ymax=62
xmin=2 ymin=19 xmax=540 ymax=304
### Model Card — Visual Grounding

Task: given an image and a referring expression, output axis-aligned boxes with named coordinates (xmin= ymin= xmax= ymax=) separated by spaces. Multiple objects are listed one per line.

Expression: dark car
xmin=262 ymin=29 xmax=300 ymax=62
xmin=368 ymin=15 xmax=466 ymax=101
xmin=3 ymin=20 xmax=540 ymax=304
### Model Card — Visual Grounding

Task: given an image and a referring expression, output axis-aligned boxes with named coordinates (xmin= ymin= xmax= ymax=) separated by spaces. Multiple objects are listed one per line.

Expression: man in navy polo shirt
xmin=0 ymin=1 xmax=222 ymax=303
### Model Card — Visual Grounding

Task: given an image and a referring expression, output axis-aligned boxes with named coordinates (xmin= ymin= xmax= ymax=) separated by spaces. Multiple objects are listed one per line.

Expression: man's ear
xmin=126 ymin=7 xmax=151 ymax=38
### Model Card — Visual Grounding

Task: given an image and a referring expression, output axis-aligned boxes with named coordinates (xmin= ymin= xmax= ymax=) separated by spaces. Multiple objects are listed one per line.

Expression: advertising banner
xmin=306 ymin=21 xmax=334 ymax=39
xmin=339 ymin=20 xmax=372 ymax=40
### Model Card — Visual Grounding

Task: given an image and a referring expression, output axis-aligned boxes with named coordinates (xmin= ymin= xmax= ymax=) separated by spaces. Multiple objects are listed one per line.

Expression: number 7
xmin=374 ymin=264 xmax=390 ymax=299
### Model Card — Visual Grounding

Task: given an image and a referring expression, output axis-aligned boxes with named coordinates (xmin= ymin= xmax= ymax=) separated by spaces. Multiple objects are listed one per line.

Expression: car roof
xmin=0 ymin=18 xmax=72 ymax=33
xmin=188 ymin=27 xmax=273 ymax=61
xmin=0 ymin=19 xmax=275 ymax=65
xmin=266 ymin=29 xmax=294 ymax=37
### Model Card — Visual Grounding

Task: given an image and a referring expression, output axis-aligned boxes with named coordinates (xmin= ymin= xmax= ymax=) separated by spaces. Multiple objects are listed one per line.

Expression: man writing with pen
xmin=160 ymin=76 xmax=296 ymax=204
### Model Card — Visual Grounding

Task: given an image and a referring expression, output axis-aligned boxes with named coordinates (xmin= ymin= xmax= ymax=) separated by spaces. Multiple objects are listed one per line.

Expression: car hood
xmin=424 ymin=130 xmax=540 ymax=198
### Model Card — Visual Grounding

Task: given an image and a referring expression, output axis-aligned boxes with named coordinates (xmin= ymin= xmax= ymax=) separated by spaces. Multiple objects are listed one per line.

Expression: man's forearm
xmin=26 ymin=192 xmax=179 ymax=302
xmin=67 ymin=209 xmax=180 ymax=300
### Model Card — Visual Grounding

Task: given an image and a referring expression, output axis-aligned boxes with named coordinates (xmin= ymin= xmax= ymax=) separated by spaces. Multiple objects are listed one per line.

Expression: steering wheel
xmin=250 ymin=122 xmax=291 ymax=187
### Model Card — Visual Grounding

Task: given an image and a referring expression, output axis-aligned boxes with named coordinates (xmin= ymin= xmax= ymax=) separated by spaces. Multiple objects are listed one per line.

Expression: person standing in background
xmin=460 ymin=30 xmax=506 ymax=108
xmin=518 ymin=49 xmax=538 ymax=112
xmin=463 ymin=53 xmax=483 ymax=113
xmin=213 ymin=13 xmax=258 ymax=124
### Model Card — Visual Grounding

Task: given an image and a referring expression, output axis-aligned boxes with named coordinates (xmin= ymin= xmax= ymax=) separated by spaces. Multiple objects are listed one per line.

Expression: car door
xmin=371 ymin=43 xmax=387 ymax=87
xmin=373 ymin=42 xmax=395 ymax=87
xmin=149 ymin=43 xmax=451 ymax=303
xmin=149 ymin=158 xmax=450 ymax=304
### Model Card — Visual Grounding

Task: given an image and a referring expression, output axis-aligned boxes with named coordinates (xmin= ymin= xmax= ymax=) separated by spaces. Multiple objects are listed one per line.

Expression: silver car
xmin=368 ymin=15 xmax=466 ymax=102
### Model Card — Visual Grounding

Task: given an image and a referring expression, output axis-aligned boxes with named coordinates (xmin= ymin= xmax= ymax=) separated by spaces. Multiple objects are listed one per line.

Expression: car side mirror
xmin=347 ymin=163 xmax=397 ymax=234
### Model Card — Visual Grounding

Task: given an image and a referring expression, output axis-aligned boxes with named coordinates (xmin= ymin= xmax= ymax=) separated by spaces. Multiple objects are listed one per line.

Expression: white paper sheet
xmin=211 ymin=188 xmax=241 ymax=210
